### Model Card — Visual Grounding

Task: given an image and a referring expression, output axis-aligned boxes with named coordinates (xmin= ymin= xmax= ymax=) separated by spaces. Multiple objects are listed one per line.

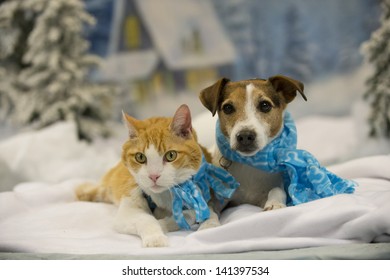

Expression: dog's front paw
xmin=198 ymin=218 xmax=221 ymax=231
xmin=142 ymin=234 xmax=169 ymax=247
xmin=264 ymin=200 xmax=286 ymax=211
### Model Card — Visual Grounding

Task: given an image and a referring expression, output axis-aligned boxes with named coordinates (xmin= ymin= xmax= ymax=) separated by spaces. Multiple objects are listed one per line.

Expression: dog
xmin=199 ymin=75 xmax=306 ymax=211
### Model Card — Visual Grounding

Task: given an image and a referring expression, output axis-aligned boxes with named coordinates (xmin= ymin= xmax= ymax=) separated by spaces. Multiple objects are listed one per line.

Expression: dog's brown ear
xmin=199 ymin=78 xmax=230 ymax=116
xmin=268 ymin=75 xmax=307 ymax=103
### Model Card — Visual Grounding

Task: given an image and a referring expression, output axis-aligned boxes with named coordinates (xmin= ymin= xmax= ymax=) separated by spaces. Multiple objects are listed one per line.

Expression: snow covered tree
xmin=362 ymin=0 xmax=390 ymax=138
xmin=0 ymin=0 xmax=115 ymax=141
xmin=280 ymin=5 xmax=312 ymax=83
xmin=0 ymin=0 xmax=34 ymax=120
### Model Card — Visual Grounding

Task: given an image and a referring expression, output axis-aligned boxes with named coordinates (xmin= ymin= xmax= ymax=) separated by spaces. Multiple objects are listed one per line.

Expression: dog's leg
xmin=159 ymin=208 xmax=219 ymax=232
xmin=264 ymin=187 xmax=286 ymax=211
xmin=158 ymin=210 xmax=196 ymax=232
xmin=198 ymin=207 xmax=220 ymax=230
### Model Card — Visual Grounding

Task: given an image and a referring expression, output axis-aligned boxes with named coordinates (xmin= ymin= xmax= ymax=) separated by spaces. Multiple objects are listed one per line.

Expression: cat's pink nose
xmin=149 ymin=174 xmax=160 ymax=183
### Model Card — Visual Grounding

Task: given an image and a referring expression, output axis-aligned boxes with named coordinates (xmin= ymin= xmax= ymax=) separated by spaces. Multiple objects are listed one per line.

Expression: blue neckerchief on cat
xmin=170 ymin=156 xmax=240 ymax=230
xmin=216 ymin=111 xmax=356 ymax=206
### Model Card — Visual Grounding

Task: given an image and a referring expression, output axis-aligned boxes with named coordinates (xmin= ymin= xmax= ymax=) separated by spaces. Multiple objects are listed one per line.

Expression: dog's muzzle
xmin=235 ymin=130 xmax=258 ymax=154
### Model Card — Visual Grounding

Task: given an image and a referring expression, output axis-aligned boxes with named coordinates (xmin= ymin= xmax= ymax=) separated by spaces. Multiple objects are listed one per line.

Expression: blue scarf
xmin=169 ymin=157 xmax=239 ymax=230
xmin=216 ymin=112 xmax=356 ymax=206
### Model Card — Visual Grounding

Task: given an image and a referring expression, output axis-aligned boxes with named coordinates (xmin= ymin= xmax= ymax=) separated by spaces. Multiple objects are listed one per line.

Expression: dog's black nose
xmin=236 ymin=130 xmax=257 ymax=146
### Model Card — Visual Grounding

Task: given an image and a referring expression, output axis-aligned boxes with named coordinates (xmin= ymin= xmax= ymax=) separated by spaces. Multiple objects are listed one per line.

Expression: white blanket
xmin=1 ymin=155 xmax=389 ymax=255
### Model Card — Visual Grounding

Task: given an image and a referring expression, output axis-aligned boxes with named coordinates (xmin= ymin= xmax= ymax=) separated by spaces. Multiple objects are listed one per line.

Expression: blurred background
xmin=0 ymin=0 xmax=384 ymax=137
xmin=0 ymin=0 xmax=390 ymax=191
xmin=0 ymin=0 xmax=388 ymax=141
xmin=85 ymin=0 xmax=381 ymax=119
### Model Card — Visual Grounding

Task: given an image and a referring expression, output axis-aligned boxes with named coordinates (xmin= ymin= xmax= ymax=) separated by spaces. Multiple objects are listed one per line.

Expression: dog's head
xmin=199 ymin=75 xmax=306 ymax=156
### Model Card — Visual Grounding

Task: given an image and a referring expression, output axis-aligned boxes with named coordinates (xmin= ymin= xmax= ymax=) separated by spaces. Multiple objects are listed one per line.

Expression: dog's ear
xmin=268 ymin=75 xmax=307 ymax=103
xmin=199 ymin=78 xmax=230 ymax=116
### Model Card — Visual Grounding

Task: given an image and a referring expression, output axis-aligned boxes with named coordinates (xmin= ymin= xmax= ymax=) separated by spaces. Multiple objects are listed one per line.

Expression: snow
xmin=287 ymin=64 xmax=372 ymax=118
xmin=0 ymin=121 xmax=124 ymax=192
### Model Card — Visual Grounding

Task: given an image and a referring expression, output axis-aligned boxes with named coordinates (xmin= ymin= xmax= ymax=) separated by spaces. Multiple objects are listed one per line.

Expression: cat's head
xmin=121 ymin=104 xmax=202 ymax=195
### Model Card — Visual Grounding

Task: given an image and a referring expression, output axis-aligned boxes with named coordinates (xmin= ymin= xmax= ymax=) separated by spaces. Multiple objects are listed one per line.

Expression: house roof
xmin=135 ymin=0 xmax=236 ymax=70
xmin=98 ymin=50 xmax=158 ymax=81
xmin=103 ymin=0 xmax=236 ymax=82
xmin=128 ymin=0 xmax=236 ymax=71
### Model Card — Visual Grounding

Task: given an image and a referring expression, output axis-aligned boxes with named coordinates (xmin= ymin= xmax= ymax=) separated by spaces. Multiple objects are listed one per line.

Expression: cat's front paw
xmin=263 ymin=200 xmax=286 ymax=211
xmin=142 ymin=234 xmax=169 ymax=247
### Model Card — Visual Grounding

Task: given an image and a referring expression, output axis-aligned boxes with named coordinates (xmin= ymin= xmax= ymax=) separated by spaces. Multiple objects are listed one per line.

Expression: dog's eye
xmin=258 ymin=101 xmax=272 ymax=113
xmin=222 ymin=104 xmax=235 ymax=115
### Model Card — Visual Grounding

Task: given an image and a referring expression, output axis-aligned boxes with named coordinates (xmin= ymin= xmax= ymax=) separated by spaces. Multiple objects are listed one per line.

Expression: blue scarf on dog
xmin=216 ymin=112 xmax=356 ymax=206
xmin=169 ymin=157 xmax=239 ymax=230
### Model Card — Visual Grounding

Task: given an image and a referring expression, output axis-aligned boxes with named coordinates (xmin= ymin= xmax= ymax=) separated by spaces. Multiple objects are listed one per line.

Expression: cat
xmin=75 ymin=104 xmax=219 ymax=247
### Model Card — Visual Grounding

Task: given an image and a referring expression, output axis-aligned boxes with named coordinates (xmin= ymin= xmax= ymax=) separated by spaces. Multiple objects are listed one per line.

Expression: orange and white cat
xmin=76 ymin=104 xmax=218 ymax=247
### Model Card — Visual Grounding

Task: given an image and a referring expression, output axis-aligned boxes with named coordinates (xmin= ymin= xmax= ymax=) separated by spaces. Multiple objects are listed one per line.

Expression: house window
xmin=124 ymin=16 xmax=140 ymax=49
xmin=180 ymin=23 xmax=204 ymax=55
xmin=186 ymin=68 xmax=217 ymax=91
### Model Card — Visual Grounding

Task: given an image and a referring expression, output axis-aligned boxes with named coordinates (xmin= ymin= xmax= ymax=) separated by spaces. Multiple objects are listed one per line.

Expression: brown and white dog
xmin=199 ymin=75 xmax=306 ymax=211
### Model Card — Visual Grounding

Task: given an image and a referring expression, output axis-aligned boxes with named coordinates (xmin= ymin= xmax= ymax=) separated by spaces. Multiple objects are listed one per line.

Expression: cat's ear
xmin=170 ymin=104 xmax=192 ymax=139
xmin=122 ymin=110 xmax=138 ymax=139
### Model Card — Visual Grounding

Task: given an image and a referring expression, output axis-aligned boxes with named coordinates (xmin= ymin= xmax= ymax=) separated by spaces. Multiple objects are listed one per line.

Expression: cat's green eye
xmin=135 ymin=152 xmax=147 ymax=164
xmin=164 ymin=150 xmax=177 ymax=162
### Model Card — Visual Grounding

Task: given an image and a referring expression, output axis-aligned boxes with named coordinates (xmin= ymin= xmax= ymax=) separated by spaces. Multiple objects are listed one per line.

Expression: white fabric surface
xmin=1 ymin=155 xmax=389 ymax=255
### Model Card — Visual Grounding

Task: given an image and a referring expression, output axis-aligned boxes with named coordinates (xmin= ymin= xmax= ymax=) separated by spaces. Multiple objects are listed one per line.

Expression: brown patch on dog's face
xmin=217 ymin=81 xmax=247 ymax=137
